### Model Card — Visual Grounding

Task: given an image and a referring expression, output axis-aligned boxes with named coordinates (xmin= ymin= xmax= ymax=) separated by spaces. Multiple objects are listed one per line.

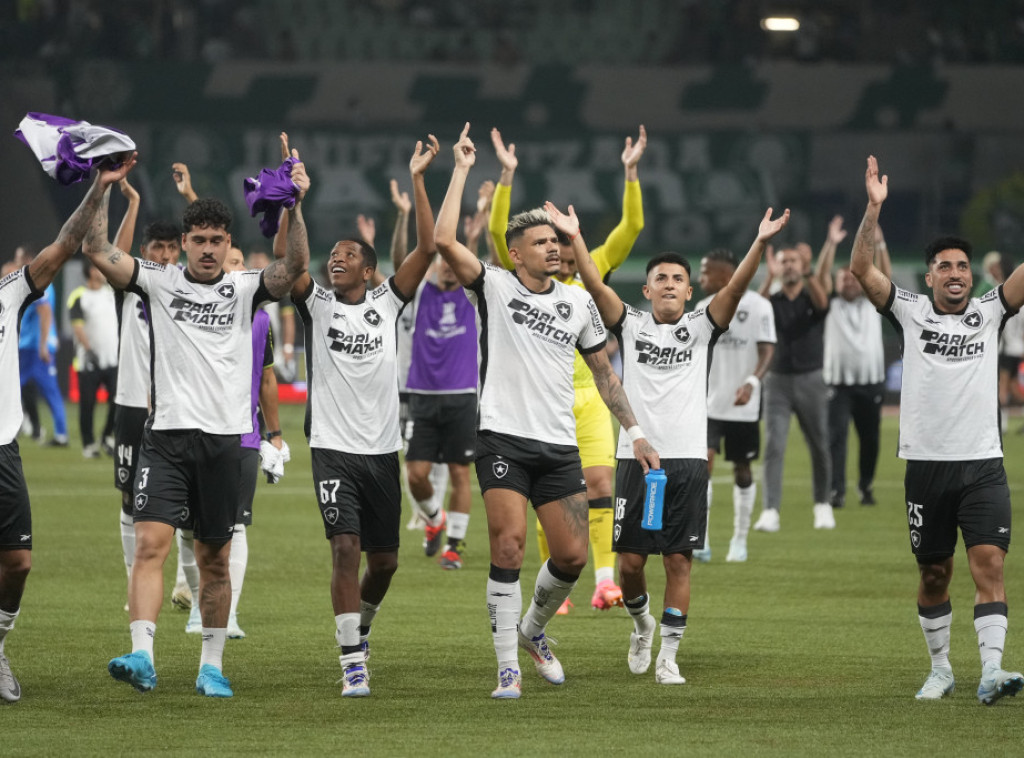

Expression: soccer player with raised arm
xmin=546 ymin=199 xmax=788 ymax=685
xmin=435 ymin=124 xmax=659 ymax=699
xmin=487 ymin=126 xmax=647 ymax=612
xmin=86 ymin=149 xmax=309 ymax=699
xmin=281 ymin=134 xmax=439 ymax=698
xmin=0 ymin=155 xmax=136 ymax=702
xmin=851 ymin=155 xmax=1024 ymax=704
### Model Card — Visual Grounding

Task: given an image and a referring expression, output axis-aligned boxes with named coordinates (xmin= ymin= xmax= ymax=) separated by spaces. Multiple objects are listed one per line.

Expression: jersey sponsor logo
xmin=961 ymin=311 xmax=982 ymax=328
xmin=919 ymin=329 xmax=983 ymax=359
xmin=980 ymin=289 xmax=1000 ymax=303
xmin=897 ymin=290 xmax=917 ymax=302
xmin=554 ymin=301 xmax=573 ymax=321
xmin=363 ymin=308 xmax=382 ymax=327
xmin=371 ymin=286 xmax=390 ymax=301
xmin=134 ymin=493 xmax=148 ymax=511
xmin=169 ymin=297 xmax=236 ymax=328
xmin=20 ymin=533 xmax=30 ymax=542
xmin=636 ymin=338 xmax=692 ymax=368
xmin=216 ymin=283 xmax=236 ymax=300
xmin=672 ymin=325 xmax=690 ymax=344
xmin=0 ymin=270 xmax=18 ymax=289
xmin=492 ymin=460 xmax=509 ymax=478
xmin=140 ymin=260 xmax=163 ymax=270
xmin=736 ymin=310 xmax=748 ymax=322
xmin=586 ymin=299 xmax=603 ymax=334
xmin=323 ymin=506 xmax=339 ymax=525
xmin=315 ymin=288 xmax=332 ymax=302
xmin=506 ymin=298 xmax=575 ymax=346
xmin=326 ymin=326 xmax=384 ymax=355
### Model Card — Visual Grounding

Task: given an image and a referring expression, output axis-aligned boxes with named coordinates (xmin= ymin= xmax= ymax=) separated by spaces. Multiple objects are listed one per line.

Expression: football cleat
xmin=915 ymin=666 xmax=955 ymax=700
xmin=439 ymin=541 xmax=464 ymax=570
xmin=340 ymin=662 xmax=370 ymax=698
xmin=628 ymin=615 xmax=656 ymax=675
xmin=108 ymin=650 xmax=157 ymax=693
xmin=725 ymin=538 xmax=748 ymax=563
xmin=691 ymin=547 xmax=712 ymax=563
xmin=0 ymin=652 xmax=21 ymax=702
xmin=518 ymin=630 xmax=564 ymax=684
xmin=227 ymin=615 xmax=246 ymax=640
xmin=556 ymin=598 xmax=574 ymax=616
xmin=185 ymin=605 xmax=202 ymax=634
xmin=977 ymin=666 xmax=1024 ymax=705
xmin=753 ymin=509 xmax=780 ymax=533
xmin=655 ymin=659 xmax=687 ymax=685
xmin=423 ymin=511 xmax=447 ymax=557
xmin=813 ymin=503 xmax=836 ymax=530
xmin=491 ymin=667 xmax=522 ymax=699
xmin=591 ymin=579 xmax=623 ymax=610
xmin=171 ymin=583 xmax=192 ymax=611
xmin=195 ymin=664 xmax=233 ymax=697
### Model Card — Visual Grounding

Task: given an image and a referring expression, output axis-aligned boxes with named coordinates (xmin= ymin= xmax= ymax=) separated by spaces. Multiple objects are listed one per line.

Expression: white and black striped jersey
xmin=113 ymin=290 xmax=150 ymax=408
xmin=612 ymin=304 xmax=724 ymax=460
xmin=824 ymin=295 xmax=885 ymax=386
xmin=0 ymin=265 xmax=43 ymax=445
xmin=125 ymin=259 xmax=272 ymax=434
xmin=467 ymin=263 xmax=606 ymax=447
xmin=296 ymin=277 xmax=409 ymax=454
xmin=696 ymin=290 xmax=775 ymax=423
xmin=882 ymin=283 xmax=1013 ymax=461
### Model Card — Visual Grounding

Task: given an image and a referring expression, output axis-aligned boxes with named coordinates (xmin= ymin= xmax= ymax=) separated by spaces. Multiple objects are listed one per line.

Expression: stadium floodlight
xmin=760 ymin=16 xmax=800 ymax=31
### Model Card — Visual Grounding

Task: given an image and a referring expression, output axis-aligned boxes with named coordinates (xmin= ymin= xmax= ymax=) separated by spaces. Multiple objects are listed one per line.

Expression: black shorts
xmin=236 ymin=447 xmax=259 ymax=526
xmin=475 ymin=430 xmax=586 ymax=506
xmin=904 ymin=458 xmax=1011 ymax=560
xmin=310 ymin=448 xmax=401 ymax=551
xmin=999 ymin=354 xmax=1021 ymax=378
xmin=405 ymin=393 xmax=477 ymax=464
xmin=613 ymin=458 xmax=708 ymax=556
xmin=133 ymin=429 xmax=242 ymax=544
xmin=707 ymin=418 xmax=760 ymax=463
xmin=114 ymin=404 xmax=149 ymax=500
xmin=0 ymin=441 xmax=32 ymax=550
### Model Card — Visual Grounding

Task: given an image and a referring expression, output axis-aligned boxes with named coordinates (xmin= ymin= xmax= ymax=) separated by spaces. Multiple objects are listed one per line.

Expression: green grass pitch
xmin=4 ymin=404 xmax=1024 ymax=755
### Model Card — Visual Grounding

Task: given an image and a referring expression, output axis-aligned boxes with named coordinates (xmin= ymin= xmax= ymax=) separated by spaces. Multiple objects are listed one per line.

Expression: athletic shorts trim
xmin=310 ymin=448 xmax=401 ymax=550
xmin=236 ymin=447 xmax=259 ymax=526
xmin=475 ymin=430 xmax=586 ymax=506
xmin=573 ymin=385 xmax=615 ymax=469
xmin=613 ymin=458 xmax=707 ymax=556
xmin=706 ymin=418 xmax=760 ymax=463
xmin=0 ymin=441 xmax=32 ymax=550
xmin=405 ymin=392 xmax=477 ymax=464
xmin=904 ymin=458 xmax=1011 ymax=558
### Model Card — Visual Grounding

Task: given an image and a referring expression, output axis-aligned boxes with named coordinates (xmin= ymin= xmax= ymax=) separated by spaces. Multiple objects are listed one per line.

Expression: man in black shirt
xmin=753 ymin=228 xmax=839 ymax=532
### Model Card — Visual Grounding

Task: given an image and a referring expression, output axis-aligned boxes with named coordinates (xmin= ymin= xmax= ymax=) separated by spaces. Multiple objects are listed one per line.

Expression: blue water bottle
xmin=642 ymin=468 xmax=667 ymax=530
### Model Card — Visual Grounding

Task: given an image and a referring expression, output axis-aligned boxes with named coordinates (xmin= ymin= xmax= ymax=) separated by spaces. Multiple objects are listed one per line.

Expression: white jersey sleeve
xmin=614 ymin=303 xmax=723 ymax=459
xmin=698 ymin=290 xmax=775 ymax=422
xmin=0 ymin=266 xmax=43 ymax=445
xmin=113 ymin=289 xmax=151 ymax=408
xmin=468 ymin=263 xmax=606 ymax=446
xmin=129 ymin=261 xmax=269 ymax=434
xmin=297 ymin=277 xmax=407 ymax=454
xmin=883 ymin=283 xmax=1010 ymax=461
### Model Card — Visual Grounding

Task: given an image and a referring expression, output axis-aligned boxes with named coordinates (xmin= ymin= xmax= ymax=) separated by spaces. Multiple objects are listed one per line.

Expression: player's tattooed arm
xmin=265 ymin=143 xmax=312 ymax=300
xmin=584 ymin=349 xmax=661 ymax=472
xmin=850 ymin=156 xmax=893 ymax=310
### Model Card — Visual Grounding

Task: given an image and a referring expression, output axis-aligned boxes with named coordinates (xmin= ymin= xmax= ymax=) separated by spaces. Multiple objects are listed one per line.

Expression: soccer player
xmin=487 ymin=125 xmax=647 ymax=611
xmin=851 ymin=155 xmax=1024 ymax=704
xmin=87 ymin=150 xmax=309 ymax=699
xmin=67 ymin=259 xmax=119 ymax=458
xmin=695 ymin=249 xmax=776 ymax=563
xmin=0 ymin=156 xmax=136 ymax=702
xmin=435 ymin=124 xmax=658 ymax=699
xmin=281 ymin=134 xmax=439 ymax=697
xmin=549 ymin=198 xmax=788 ymax=685
xmin=823 ymin=220 xmax=889 ymax=508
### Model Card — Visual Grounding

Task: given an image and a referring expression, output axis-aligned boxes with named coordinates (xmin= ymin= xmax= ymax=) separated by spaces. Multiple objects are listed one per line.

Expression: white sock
xmin=975 ymin=611 xmax=1008 ymax=671
xmin=0 ymin=607 xmax=19 ymax=654
xmin=119 ymin=510 xmax=135 ymax=577
xmin=228 ymin=524 xmax=248 ymax=620
xmin=520 ymin=560 xmax=577 ymax=639
xmin=414 ymin=496 xmax=441 ymax=523
xmin=624 ymin=594 xmax=653 ymax=632
xmin=919 ymin=604 xmax=952 ymax=670
xmin=359 ymin=599 xmax=380 ymax=641
xmin=734 ymin=483 xmax=756 ymax=542
xmin=175 ymin=529 xmax=186 ymax=587
xmin=130 ymin=619 xmax=156 ymax=662
xmin=657 ymin=610 xmax=687 ymax=664
xmin=707 ymin=480 xmax=713 ymax=509
xmin=487 ymin=574 xmax=521 ymax=670
xmin=334 ymin=612 xmax=360 ymax=650
xmin=429 ymin=463 xmax=450 ymax=514
xmin=200 ymin=628 xmax=227 ymax=670
xmin=178 ymin=530 xmax=200 ymax=601
xmin=447 ymin=511 xmax=470 ymax=541
xmin=703 ymin=480 xmax=712 ymax=548
xmin=594 ymin=566 xmax=615 ymax=585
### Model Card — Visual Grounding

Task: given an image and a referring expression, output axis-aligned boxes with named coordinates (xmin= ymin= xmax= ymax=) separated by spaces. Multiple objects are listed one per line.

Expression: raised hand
xmin=477 ymin=179 xmax=495 ymax=213
xmin=490 ymin=127 xmax=517 ymax=172
xmin=390 ymin=178 xmax=411 ymax=215
xmin=409 ymin=134 xmax=440 ymax=176
xmin=280 ymin=132 xmax=290 ymax=161
xmin=866 ymin=155 xmax=888 ymax=206
xmin=289 ymin=148 xmax=309 ymax=200
xmin=453 ymin=123 xmax=476 ymax=169
xmin=118 ymin=177 xmax=139 ymax=203
xmin=356 ymin=214 xmax=376 ymax=246
xmin=765 ymin=244 xmax=781 ymax=277
xmin=98 ymin=152 xmax=138 ymax=187
xmin=171 ymin=161 xmax=193 ymax=197
xmin=757 ymin=207 xmax=790 ymax=243
xmin=542 ymin=200 xmax=580 ymax=238
xmin=621 ymin=125 xmax=648 ymax=168
xmin=827 ymin=214 xmax=847 ymax=245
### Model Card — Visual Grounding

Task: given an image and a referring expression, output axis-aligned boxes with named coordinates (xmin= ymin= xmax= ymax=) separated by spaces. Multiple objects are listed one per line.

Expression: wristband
xmin=266 ymin=430 xmax=282 ymax=440
xmin=626 ymin=425 xmax=645 ymax=443
xmin=569 ymin=229 xmax=581 ymax=241
xmin=283 ymin=343 xmax=294 ymax=353
xmin=744 ymin=375 xmax=761 ymax=391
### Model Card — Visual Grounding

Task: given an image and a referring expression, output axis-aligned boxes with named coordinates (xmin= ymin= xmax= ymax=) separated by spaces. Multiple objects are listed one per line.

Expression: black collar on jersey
xmin=512 ymin=270 xmax=555 ymax=295
xmin=930 ymin=300 xmax=968 ymax=316
xmin=183 ymin=268 xmax=225 ymax=286
xmin=333 ymin=286 xmax=367 ymax=305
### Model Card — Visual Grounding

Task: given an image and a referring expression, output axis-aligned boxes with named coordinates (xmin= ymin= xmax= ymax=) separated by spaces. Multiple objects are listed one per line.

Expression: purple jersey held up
xmin=243 ymin=309 xmax=274 ymax=449
xmin=405 ymin=282 xmax=477 ymax=394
